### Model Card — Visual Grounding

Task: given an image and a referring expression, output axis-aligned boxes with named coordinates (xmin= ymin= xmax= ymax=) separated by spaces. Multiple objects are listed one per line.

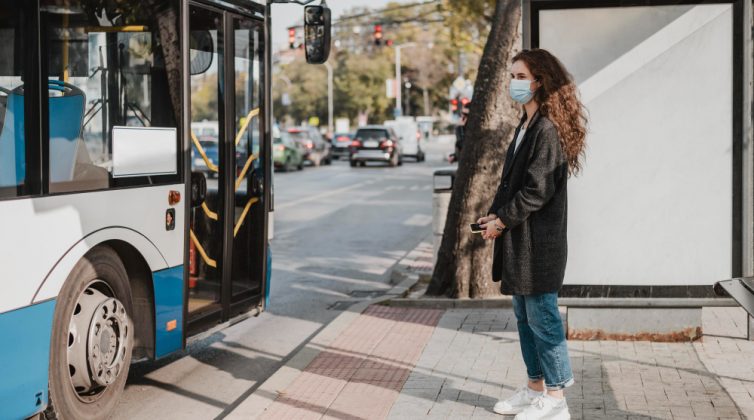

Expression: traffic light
xmin=386 ymin=39 xmax=394 ymax=47
xmin=288 ymin=27 xmax=296 ymax=49
xmin=373 ymin=24 xmax=383 ymax=46
xmin=450 ymin=98 xmax=458 ymax=112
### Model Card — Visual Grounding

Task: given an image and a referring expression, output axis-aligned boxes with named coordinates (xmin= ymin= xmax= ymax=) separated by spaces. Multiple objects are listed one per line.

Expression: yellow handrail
xmin=85 ymin=26 xmax=148 ymax=33
xmin=235 ymin=154 xmax=258 ymax=191
xmin=201 ymin=202 xmax=218 ymax=221
xmin=191 ymin=131 xmax=219 ymax=173
xmin=235 ymin=108 xmax=260 ymax=146
xmin=234 ymin=197 xmax=259 ymax=237
xmin=190 ymin=229 xmax=217 ymax=268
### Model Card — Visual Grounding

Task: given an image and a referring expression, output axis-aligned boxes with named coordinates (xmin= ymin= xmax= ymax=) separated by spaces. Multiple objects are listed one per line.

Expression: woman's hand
xmin=481 ymin=217 xmax=504 ymax=240
xmin=476 ymin=214 xmax=497 ymax=225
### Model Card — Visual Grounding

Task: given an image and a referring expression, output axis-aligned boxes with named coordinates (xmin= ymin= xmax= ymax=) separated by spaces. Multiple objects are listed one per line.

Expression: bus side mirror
xmin=304 ymin=4 xmax=331 ymax=64
xmin=189 ymin=31 xmax=214 ymax=75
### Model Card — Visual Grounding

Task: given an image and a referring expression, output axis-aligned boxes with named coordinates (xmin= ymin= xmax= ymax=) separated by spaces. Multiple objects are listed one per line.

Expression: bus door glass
xmin=188 ymin=7 xmax=265 ymax=326
xmin=188 ymin=5 xmax=224 ymax=317
xmin=230 ymin=16 xmax=265 ymax=308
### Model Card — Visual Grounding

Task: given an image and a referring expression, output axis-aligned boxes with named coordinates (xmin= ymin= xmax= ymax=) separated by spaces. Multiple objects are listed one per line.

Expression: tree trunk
xmin=423 ymin=87 xmax=430 ymax=116
xmin=426 ymin=0 xmax=522 ymax=298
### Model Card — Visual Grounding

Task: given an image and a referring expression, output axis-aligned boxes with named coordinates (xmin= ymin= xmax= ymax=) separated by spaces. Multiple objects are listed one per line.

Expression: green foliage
xmin=273 ymin=0 xmax=495 ymax=126
xmin=191 ymin=73 xmax=219 ymax=122
xmin=334 ymin=52 xmax=394 ymax=123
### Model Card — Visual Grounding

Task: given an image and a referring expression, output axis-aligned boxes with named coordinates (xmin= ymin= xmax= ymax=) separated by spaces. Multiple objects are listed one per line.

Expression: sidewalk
xmin=229 ymin=245 xmax=754 ymax=419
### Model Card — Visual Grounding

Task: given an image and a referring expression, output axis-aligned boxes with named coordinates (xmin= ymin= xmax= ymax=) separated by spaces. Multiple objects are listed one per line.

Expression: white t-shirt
xmin=514 ymin=128 xmax=526 ymax=152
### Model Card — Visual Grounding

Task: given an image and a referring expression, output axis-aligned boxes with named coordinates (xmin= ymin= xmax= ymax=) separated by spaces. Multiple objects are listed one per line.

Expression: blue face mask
xmin=509 ymin=79 xmax=535 ymax=104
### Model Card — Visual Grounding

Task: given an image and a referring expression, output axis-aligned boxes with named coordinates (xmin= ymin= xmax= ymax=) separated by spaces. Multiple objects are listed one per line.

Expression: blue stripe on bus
xmin=0 ymin=300 xmax=56 ymax=420
xmin=153 ymin=265 xmax=184 ymax=358
xmin=265 ymin=244 xmax=271 ymax=308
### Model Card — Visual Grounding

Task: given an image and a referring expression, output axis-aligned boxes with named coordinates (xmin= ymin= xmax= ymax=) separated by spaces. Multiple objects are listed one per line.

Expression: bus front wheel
xmin=46 ymin=246 xmax=134 ymax=420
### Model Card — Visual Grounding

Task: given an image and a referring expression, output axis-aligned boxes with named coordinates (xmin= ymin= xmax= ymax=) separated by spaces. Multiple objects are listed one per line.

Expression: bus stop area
xmin=4 ymin=0 xmax=754 ymax=418
xmin=226 ymin=242 xmax=754 ymax=420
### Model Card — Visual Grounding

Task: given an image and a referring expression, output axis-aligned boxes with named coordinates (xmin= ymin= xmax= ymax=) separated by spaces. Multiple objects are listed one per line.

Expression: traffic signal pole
xmin=394 ymin=42 xmax=416 ymax=117
xmin=324 ymin=61 xmax=333 ymax=136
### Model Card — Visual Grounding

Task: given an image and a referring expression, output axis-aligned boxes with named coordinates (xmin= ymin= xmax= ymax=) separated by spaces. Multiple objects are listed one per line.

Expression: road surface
xmin=110 ymin=137 xmax=454 ymax=419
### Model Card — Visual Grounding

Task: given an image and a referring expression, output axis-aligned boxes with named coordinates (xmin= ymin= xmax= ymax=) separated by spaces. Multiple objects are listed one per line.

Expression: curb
xmin=225 ymin=240 xmax=430 ymax=419
xmin=385 ymin=297 xmax=513 ymax=309
xmin=384 ymin=297 xmax=740 ymax=309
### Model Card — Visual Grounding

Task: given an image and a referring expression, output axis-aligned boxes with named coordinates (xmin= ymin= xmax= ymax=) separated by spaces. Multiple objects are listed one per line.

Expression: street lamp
xmin=277 ymin=75 xmax=293 ymax=106
xmin=394 ymin=42 xmax=416 ymax=117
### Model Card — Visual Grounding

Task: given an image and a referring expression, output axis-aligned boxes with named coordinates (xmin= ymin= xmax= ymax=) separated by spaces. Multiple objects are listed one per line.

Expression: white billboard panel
xmin=540 ymin=4 xmax=733 ymax=286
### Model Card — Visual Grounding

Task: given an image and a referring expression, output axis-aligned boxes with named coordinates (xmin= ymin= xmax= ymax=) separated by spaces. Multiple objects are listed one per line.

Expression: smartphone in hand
xmin=470 ymin=223 xmax=484 ymax=233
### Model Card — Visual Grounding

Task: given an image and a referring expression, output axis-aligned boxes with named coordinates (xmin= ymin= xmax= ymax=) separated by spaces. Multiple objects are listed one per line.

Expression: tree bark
xmin=426 ymin=0 xmax=522 ymax=298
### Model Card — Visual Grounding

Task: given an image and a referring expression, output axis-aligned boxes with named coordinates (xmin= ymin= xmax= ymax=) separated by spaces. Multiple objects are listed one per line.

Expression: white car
xmin=385 ymin=117 xmax=425 ymax=162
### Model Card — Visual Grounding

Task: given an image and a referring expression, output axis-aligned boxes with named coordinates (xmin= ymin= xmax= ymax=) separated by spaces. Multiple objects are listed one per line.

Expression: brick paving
xmin=389 ymin=307 xmax=754 ymax=420
xmin=254 ymin=304 xmax=753 ymax=419
xmin=260 ymin=306 xmax=443 ymax=419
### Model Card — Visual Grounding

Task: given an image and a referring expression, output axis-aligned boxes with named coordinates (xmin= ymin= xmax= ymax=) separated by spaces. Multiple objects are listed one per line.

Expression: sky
xmin=270 ymin=0 xmax=409 ymax=51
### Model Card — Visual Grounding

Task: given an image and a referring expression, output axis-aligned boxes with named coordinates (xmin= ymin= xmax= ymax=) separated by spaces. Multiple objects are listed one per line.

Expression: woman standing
xmin=478 ymin=49 xmax=587 ymax=420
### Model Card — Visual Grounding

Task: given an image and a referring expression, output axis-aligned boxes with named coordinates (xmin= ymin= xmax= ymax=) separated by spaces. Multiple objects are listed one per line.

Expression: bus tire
xmin=46 ymin=246 xmax=134 ymax=420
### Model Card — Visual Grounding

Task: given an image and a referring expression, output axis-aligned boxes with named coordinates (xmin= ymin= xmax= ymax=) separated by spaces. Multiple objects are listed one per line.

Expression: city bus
xmin=0 ymin=0 xmax=330 ymax=419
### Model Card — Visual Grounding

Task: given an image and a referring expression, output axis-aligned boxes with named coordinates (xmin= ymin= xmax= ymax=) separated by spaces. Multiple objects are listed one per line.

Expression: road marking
xmin=276 ymin=181 xmax=371 ymax=210
xmin=403 ymin=214 xmax=432 ymax=226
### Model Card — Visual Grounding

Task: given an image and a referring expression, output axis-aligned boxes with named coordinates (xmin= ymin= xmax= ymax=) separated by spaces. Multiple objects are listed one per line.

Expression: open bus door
xmin=186 ymin=2 xmax=268 ymax=334
xmin=185 ymin=0 xmax=332 ymax=335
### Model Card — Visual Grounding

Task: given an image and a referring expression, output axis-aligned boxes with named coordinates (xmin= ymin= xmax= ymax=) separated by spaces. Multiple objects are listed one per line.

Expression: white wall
xmin=540 ymin=4 xmax=733 ymax=286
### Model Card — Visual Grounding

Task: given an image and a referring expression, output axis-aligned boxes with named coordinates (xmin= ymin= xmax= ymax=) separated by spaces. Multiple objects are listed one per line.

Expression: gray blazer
xmin=488 ymin=112 xmax=569 ymax=295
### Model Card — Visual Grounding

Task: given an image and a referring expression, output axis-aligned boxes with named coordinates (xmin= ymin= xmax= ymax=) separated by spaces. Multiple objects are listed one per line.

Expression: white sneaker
xmin=514 ymin=395 xmax=570 ymax=420
xmin=493 ymin=386 xmax=545 ymax=415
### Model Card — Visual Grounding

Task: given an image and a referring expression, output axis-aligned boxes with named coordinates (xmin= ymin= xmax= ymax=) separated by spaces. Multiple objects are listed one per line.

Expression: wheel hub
xmin=67 ymin=282 xmax=129 ymax=398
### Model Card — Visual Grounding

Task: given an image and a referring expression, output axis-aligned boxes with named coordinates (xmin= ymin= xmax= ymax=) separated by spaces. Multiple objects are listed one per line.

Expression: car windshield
xmin=356 ymin=129 xmax=388 ymax=140
xmin=200 ymin=140 xmax=218 ymax=149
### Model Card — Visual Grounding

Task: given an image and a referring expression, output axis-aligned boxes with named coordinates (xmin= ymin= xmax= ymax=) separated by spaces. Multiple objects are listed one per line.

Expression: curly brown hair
xmin=512 ymin=49 xmax=587 ymax=175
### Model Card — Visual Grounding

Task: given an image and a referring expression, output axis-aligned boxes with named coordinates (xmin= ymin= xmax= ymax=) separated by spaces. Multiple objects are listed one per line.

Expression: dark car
xmin=330 ymin=132 xmax=354 ymax=160
xmin=349 ymin=126 xmax=402 ymax=167
xmin=288 ymin=126 xmax=332 ymax=166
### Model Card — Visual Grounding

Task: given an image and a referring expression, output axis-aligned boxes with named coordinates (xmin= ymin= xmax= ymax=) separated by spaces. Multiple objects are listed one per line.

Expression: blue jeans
xmin=512 ymin=293 xmax=574 ymax=390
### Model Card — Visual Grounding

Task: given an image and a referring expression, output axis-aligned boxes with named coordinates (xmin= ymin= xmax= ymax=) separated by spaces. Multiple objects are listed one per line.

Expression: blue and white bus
xmin=0 ymin=1 xmax=329 ymax=419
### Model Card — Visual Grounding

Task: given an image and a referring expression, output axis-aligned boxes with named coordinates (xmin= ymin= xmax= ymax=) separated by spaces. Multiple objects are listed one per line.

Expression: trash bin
xmin=432 ymin=168 xmax=456 ymax=263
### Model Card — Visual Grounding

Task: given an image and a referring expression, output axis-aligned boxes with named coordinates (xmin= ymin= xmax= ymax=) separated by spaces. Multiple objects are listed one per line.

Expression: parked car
xmin=273 ymin=131 xmax=305 ymax=172
xmin=288 ymin=126 xmax=332 ymax=166
xmin=385 ymin=117 xmax=425 ymax=162
xmin=191 ymin=121 xmax=220 ymax=178
xmin=349 ymin=126 xmax=402 ymax=167
xmin=331 ymin=132 xmax=354 ymax=160
xmin=191 ymin=136 xmax=220 ymax=179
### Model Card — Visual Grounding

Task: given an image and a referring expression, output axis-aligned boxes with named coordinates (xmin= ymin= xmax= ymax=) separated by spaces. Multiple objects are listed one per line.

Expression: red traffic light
xmin=374 ymin=24 xmax=383 ymax=45
xmin=288 ymin=27 xmax=296 ymax=49
xmin=386 ymin=39 xmax=393 ymax=47
xmin=450 ymin=99 xmax=458 ymax=111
